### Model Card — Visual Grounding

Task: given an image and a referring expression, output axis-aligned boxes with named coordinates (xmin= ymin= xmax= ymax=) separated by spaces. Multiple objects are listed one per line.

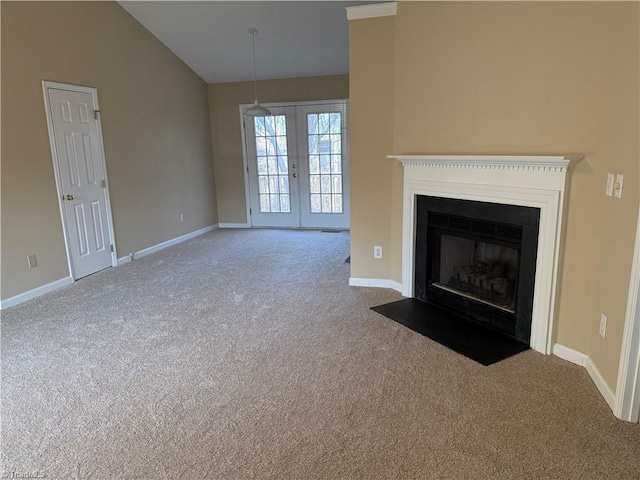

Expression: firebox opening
xmin=415 ymin=196 xmax=540 ymax=345
xmin=435 ymin=234 xmax=520 ymax=313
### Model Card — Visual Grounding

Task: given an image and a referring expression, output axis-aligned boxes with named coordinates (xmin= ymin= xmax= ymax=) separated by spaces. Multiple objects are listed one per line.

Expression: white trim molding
xmin=389 ymin=155 xmax=582 ymax=355
xmin=349 ymin=278 xmax=403 ymax=293
xmin=614 ymin=207 xmax=640 ymax=423
xmin=0 ymin=276 xmax=74 ymax=310
xmin=553 ymin=343 xmax=588 ymax=367
xmin=553 ymin=343 xmax=623 ymax=414
xmin=391 ymin=155 xmax=581 ymax=171
xmin=346 ymin=2 xmax=397 ymax=21
xmin=117 ymin=225 xmax=218 ymax=265
xmin=586 ymin=357 xmax=616 ymax=411
xmin=218 ymin=223 xmax=251 ymax=229
xmin=1 ymin=225 xmax=219 ymax=309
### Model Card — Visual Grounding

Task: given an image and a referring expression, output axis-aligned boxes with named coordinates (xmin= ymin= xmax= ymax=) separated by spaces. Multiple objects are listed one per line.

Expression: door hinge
xmin=249 ymin=208 xmax=252 ymax=215
xmin=94 ymin=110 xmax=100 ymax=120
xmin=101 ymin=179 xmax=106 ymax=188
xmin=110 ymin=244 xmax=114 ymax=252
xmin=246 ymin=166 xmax=249 ymax=173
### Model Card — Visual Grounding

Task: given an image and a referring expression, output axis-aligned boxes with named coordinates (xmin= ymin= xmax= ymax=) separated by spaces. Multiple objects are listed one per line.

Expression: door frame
xmin=42 ymin=81 xmax=118 ymax=280
xmin=615 ymin=206 xmax=640 ymax=422
xmin=239 ymin=99 xmax=349 ymax=229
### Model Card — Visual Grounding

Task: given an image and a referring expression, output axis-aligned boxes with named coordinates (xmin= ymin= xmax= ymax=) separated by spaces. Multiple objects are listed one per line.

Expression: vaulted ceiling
xmin=119 ymin=1 xmax=372 ymax=84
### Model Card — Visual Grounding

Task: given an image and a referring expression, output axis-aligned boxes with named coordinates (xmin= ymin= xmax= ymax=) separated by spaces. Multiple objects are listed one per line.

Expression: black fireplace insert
xmin=414 ymin=196 xmax=540 ymax=344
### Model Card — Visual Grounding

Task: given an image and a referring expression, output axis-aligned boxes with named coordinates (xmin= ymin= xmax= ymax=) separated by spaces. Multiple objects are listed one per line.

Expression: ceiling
xmin=119 ymin=1 xmax=372 ymax=84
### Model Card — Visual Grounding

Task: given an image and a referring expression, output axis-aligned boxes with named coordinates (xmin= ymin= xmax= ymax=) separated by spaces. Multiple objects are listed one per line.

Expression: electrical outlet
xmin=606 ymin=173 xmax=614 ymax=196
xmin=614 ymin=174 xmax=624 ymax=199
xmin=179 ymin=213 xmax=184 ymax=222
xmin=373 ymin=246 xmax=383 ymax=259
xmin=27 ymin=254 xmax=37 ymax=269
xmin=599 ymin=313 xmax=607 ymax=338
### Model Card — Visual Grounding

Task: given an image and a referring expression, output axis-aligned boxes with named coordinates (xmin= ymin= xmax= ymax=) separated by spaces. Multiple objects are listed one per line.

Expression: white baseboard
xmin=0 ymin=276 xmax=73 ymax=310
xmin=1 ymin=225 xmax=221 ymax=308
xmin=218 ymin=223 xmax=251 ymax=229
xmin=586 ymin=356 xmax=616 ymax=411
xmin=553 ymin=343 xmax=615 ymax=411
xmin=553 ymin=343 xmax=588 ymax=367
xmin=349 ymin=277 xmax=403 ymax=293
xmin=117 ymin=224 xmax=218 ymax=265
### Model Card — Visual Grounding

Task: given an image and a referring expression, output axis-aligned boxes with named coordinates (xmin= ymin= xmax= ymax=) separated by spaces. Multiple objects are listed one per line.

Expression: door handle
xmin=292 ymin=173 xmax=298 ymax=178
xmin=66 ymin=194 xmax=75 ymax=201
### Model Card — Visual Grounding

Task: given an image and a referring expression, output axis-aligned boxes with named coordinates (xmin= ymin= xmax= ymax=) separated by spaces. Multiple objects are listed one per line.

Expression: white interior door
xmin=45 ymin=85 xmax=115 ymax=279
xmin=244 ymin=100 xmax=350 ymax=229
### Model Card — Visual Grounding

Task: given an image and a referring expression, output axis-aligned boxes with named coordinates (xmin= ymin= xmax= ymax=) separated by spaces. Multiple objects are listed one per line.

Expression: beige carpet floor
xmin=1 ymin=229 xmax=639 ymax=479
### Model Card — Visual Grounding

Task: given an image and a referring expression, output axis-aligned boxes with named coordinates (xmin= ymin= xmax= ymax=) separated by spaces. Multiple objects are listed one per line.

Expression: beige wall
xmin=349 ymin=17 xmax=396 ymax=280
xmin=1 ymin=2 xmax=217 ymax=300
xmin=349 ymin=2 xmax=639 ymax=390
xmin=208 ymin=75 xmax=349 ymax=224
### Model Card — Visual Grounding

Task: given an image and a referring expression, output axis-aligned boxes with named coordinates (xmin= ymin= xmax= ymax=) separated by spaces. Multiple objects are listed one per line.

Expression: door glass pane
xmin=277 ymin=156 xmax=288 ymax=174
xmin=257 ymin=157 xmax=268 ymax=175
xmin=256 ymin=137 xmax=266 ymax=156
xmin=308 ymin=114 xmax=319 ymax=134
xmin=255 ymin=117 xmax=266 ymax=136
xmin=320 ymin=155 xmax=330 ymax=174
xmin=330 ymin=155 xmax=341 ymax=174
xmin=276 ymin=136 xmax=288 ymax=155
xmin=280 ymin=195 xmax=290 ymax=213
xmin=309 ymin=155 xmax=319 ymax=174
xmin=329 ymin=113 xmax=340 ymax=134
xmin=258 ymin=176 xmax=269 ymax=194
xmin=254 ymin=115 xmax=290 ymax=213
xmin=307 ymin=112 xmax=343 ymax=213
xmin=310 ymin=175 xmax=320 ymax=194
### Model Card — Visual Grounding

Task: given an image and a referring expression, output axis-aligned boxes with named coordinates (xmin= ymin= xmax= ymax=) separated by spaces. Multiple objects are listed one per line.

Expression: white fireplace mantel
xmin=388 ymin=154 xmax=582 ymax=354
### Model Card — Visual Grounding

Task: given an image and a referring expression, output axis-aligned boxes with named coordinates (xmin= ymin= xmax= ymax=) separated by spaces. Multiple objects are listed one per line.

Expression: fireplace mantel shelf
xmin=388 ymin=155 xmax=583 ymax=172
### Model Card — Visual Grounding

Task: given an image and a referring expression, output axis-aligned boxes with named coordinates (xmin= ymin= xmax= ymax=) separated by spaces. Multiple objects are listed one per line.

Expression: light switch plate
xmin=27 ymin=254 xmax=37 ymax=269
xmin=606 ymin=173 xmax=614 ymax=196
xmin=614 ymin=174 xmax=623 ymax=199
xmin=599 ymin=313 xmax=607 ymax=338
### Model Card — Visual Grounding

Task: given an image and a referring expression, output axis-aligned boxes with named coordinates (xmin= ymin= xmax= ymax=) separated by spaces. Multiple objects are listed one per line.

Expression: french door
xmin=244 ymin=101 xmax=349 ymax=229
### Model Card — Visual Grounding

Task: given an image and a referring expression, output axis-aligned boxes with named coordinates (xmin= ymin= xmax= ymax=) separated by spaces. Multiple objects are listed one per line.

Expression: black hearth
xmin=415 ymin=196 xmax=540 ymax=344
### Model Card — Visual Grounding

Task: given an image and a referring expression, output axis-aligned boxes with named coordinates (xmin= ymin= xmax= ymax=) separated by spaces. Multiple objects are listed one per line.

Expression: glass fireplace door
xmin=435 ymin=235 xmax=520 ymax=313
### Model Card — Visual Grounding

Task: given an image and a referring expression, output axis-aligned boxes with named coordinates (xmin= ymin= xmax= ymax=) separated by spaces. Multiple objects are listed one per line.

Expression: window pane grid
xmin=307 ymin=112 xmax=343 ymax=213
xmin=254 ymin=115 xmax=290 ymax=213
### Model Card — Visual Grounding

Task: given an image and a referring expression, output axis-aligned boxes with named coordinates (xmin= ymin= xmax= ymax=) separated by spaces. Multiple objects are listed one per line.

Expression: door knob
xmin=66 ymin=194 xmax=75 ymax=201
xmin=292 ymin=173 xmax=298 ymax=178
xmin=292 ymin=164 xmax=296 ymax=169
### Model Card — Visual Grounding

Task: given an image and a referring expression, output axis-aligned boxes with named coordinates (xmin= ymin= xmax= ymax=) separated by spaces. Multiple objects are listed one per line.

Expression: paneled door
xmin=244 ymin=101 xmax=349 ymax=229
xmin=45 ymin=84 xmax=115 ymax=279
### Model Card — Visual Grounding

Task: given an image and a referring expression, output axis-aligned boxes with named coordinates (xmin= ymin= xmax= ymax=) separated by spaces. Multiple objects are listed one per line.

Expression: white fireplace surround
xmin=388 ymin=155 xmax=582 ymax=355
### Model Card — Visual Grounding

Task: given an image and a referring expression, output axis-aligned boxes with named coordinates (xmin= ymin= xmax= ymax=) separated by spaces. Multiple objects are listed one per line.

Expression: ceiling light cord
xmin=244 ymin=27 xmax=271 ymax=117
xmin=250 ymin=28 xmax=259 ymax=105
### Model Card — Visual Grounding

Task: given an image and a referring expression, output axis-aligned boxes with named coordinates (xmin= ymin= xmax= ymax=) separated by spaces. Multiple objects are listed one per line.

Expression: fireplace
xmin=388 ymin=155 xmax=582 ymax=354
xmin=414 ymin=196 xmax=540 ymax=344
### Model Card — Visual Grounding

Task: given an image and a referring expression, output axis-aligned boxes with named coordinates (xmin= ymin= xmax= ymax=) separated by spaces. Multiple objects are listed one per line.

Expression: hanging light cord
xmin=250 ymin=28 xmax=259 ymax=103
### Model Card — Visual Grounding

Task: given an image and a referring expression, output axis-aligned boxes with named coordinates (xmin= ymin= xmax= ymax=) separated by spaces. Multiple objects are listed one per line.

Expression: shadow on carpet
xmin=371 ymin=298 xmax=529 ymax=366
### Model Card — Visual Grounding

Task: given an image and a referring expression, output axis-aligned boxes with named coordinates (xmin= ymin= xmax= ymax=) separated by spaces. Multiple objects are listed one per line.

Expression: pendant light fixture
xmin=244 ymin=28 xmax=271 ymax=117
